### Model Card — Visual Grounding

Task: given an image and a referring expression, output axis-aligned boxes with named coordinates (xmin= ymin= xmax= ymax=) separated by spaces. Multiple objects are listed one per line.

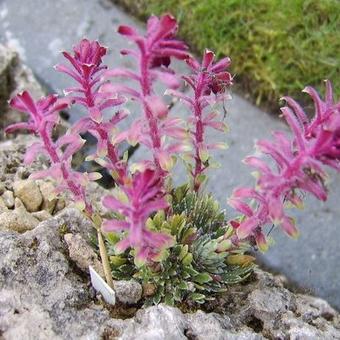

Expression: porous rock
xmin=38 ymin=180 xmax=58 ymax=213
xmin=0 ymin=197 xmax=9 ymax=213
xmin=0 ymin=135 xmax=48 ymax=192
xmin=113 ymin=280 xmax=143 ymax=305
xmin=0 ymin=44 xmax=44 ymax=140
xmin=31 ymin=210 xmax=52 ymax=221
xmin=13 ymin=179 xmax=43 ymax=212
xmin=2 ymin=190 xmax=14 ymax=208
xmin=64 ymin=232 xmax=104 ymax=278
xmin=0 ymin=198 xmax=39 ymax=232
xmin=0 ymin=208 xmax=124 ymax=339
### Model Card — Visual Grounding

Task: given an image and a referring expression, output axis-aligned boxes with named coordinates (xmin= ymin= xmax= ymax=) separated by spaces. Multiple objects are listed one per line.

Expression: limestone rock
xmin=113 ymin=280 xmax=143 ymax=305
xmin=64 ymin=232 xmax=104 ymax=278
xmin=0 ymin=44 xmax=17 ymax=113
xmin=2 ymin=190 xmax=14 ymax=208
xmin=0 ymin=44 xmax=44 ymax=140
xmin=13 ymin=179 xmax=43 ymax=212
xmin=0 ymin=200 xmax=39 ymax=232
xmin=37 ymin=180 xmax=58 ymax=213
xmin=0 ymin=182 xmax=5 ymax=195
xmin=0 ymin=135 xmax=49 ymax=192
xmin=0 ymin=197 xmax=9 ymax=213
xmin=0 ymin=209 xmax=123 ymax=339
xmin=54 ymin=197 xmax=66 ymax=214
xmin=121 ymin=304 xmax=187 ymax=340
xmin=31 ymin=210 xmax=52 ymax=221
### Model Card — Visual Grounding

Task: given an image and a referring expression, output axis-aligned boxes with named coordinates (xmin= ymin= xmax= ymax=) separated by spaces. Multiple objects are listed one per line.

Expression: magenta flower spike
xmin=103 ymin=15 xmax=189 ymax=172
xmin=228 ymin=81 xmax=340 ymax=251
xmin=102 ymin=169 xmax=173 ymax=261
xmin=56 ymin=39 xmax=129 ymax=184
xmin=168 ymin=49 xmax=233 ymax=191
xmin=5 ymin=91 xmax=98 ymax=214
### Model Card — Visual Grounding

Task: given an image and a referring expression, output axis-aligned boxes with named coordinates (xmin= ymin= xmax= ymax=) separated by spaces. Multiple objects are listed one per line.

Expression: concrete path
xmin=1 ymin=0 xmax=339 ymax=309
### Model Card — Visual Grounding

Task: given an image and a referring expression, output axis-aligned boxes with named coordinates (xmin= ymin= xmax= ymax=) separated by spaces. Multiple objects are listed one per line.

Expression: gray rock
xmin=0 ymin=135 xmax=48 ymax=192
xmin=0 ymin=43 xmax=17 ymax=112
xmin=13 ymin=179 xmax=43 ymax=212
xmin=31 ymin=210 xmax=52 ymax=222
xmin=0 ymin=197 xmax=9 ymax=213
xmin=121 ymin=304 xmax=187 ymax=340
xmin=113 ymin=280 xmax=143 ymax=305
xmin=0 ymin=199 xmax=39 ymax=232
xmin=0 ymin=182 xmax=5 ymax=195
xmin=38 ymin=180 xmax=58 ymax=214
xmin=64 ymin=232 xmax=104 ymax=278
xmin=186 ymin=311 xmax=263 ymax=340
xmin=2 ymin=190 xmax=14 ymax=208
xmin=0 ymin=44 xmax=44 ymax=140
xmin=0 ymin=208 xmax=123 ymax=339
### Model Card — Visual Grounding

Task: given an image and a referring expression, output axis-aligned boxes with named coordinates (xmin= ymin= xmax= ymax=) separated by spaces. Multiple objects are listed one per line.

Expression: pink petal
xmin=227 ymin=198 xmax=253 ymax=217
xmin=237 ymin=217 xmax=259 ymax=239
xmin=281 ymin=216 xmax=299 ymax=238
xmin=202 ymin=49 xmax=215 ymax=69
xmin=103 ymin=68 xmax=140 ymax=81
xmin=102 ymin=219 xmax=129 ymax=232
xmin=24 ymin=142 xmax=46 ymax=164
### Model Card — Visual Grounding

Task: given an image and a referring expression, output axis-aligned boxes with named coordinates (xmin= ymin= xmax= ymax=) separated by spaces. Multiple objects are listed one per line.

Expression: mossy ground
xmin=114 ymin=0 xmax=339 ymax=111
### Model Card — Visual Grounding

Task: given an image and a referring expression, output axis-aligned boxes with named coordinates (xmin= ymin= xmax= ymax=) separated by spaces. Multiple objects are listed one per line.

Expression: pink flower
xmin=56 ymin=39 xmax=128 ymax=184
xmin=168 ymin=49 xmax=232 ymax=190
xmin=6 ymin=91 xmax=98 ymax=213
xmin=102 ymin=169 xmax=173 ymax=261
xmin=228 ymin=81 xmax=340 ymax=250
xmin=104 ymin=15 xmax=190 ymax=173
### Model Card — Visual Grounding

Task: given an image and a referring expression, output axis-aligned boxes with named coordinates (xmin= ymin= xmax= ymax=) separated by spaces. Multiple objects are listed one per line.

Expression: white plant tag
xmin=89 ymin=265 xmax=116 ymax=305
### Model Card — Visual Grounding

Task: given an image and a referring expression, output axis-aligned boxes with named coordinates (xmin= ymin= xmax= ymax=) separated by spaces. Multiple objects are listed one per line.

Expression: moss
xmin=114 ymin=0 xmax=339 ymax=111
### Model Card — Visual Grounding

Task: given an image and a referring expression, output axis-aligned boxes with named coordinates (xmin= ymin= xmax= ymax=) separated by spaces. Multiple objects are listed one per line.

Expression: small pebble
xmin=32 ymin=210 xmax=52 ymax=221
xmin=2 ymin=190 xmax=15 ymax=209
xmin=0 ymin=197 xmax=8 ymax=213
xmin=64 ymin=233 xmax=104 ymax=277
xmin=13 ymin=179 xmax=43 ymax=212
xmin=0 ymin=182 xmax=5 ymax=195
xmin=113 ymin=280 xmax=143 ymax=305
xmin=38 ymin=181 xmax=57 ymax=213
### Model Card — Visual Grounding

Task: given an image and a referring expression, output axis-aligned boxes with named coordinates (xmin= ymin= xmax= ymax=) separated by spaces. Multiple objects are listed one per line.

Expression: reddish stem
xmin=40 ymin=127 xmax=93 ymax=215
xmin=139 ymin=51 xmax=162 ymax=170
xmin=83 ymin=75 xmax=128 ymax=184
xmin=192 ymin=72 xmax=205 ymax=191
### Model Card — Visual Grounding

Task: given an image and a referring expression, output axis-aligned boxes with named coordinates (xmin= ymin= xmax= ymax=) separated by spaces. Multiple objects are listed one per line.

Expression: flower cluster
xmin=167 ymin=49 xmax=233 ymax=190
xmin=56 ymin=39 xmax=129 ymax=184
xmin=5 ymin=12 xmax=339 ymax=295
xmin=228 ymin=81 xmax=340 ymax=250
xmin=5 ymin=91 xmax=98 ymax=214
xmin=103 ymin=14 xmax=189 ymax=172
xmin=102 ymin=169 xmax=173 ymax=261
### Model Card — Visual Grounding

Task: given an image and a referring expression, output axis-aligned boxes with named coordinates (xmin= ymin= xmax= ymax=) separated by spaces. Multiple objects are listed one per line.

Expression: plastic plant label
xmin=89 ymin=265 xmax=116 ymax=305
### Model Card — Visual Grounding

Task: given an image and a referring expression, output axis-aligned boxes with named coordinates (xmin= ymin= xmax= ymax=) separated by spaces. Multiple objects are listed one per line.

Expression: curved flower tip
xmin=255 ymin=231 xmax=268 ymax=252
xmin=72 ymin=39 xmax=107 ymax=66
xmin=282 ymin=216 xmax=300 ymax=239
xmin=145 ymin=96 xmax=168 ymax=119
xmin=236 ymin=218 xmax=258 ymax=240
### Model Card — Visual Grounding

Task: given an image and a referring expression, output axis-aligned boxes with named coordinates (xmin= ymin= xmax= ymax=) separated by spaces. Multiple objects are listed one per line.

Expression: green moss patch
xmin=115 ymin=0 xmax=339 ymax=111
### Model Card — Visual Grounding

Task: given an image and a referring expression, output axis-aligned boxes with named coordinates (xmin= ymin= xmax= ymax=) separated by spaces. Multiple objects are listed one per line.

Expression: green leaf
xmin=193 ymin=272 xmax=213 ymax=284
xmin=179 ymin=244 xmax=189 ymax=260
xmin=164 ymin=293 xmax=175 ymax=306
xmin=182 ymin=253 xmax=193 ymax=265
xmin=189 ymin=293 xmax=206 ymax=303
xmin=178 ymin=281 xmax=189 ymax=290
